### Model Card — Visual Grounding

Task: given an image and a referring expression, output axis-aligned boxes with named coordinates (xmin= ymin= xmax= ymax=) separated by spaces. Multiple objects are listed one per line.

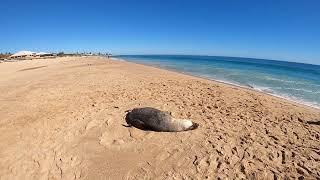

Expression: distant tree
xmin=57 ymin=52 xmax=65 ymax=57
xmin=0 ymin=53 xmax=11 ymax=59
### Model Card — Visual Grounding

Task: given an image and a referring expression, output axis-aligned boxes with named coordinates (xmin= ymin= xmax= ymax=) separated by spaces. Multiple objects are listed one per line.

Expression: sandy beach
xmin=0 ymin=56 xmax=319 ymax=179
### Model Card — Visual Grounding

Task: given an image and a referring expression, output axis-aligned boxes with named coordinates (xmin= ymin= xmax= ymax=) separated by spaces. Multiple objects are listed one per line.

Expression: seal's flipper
xmin=122 ymin=124 xmax=132 ymax=128
xmin=129 ymin=119 xmax=148 ymax=130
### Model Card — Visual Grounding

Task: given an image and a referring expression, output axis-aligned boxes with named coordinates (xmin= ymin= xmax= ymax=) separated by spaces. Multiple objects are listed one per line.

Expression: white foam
xmin=264 ymin=76 xmax=297 ymax=83
xmin=264 ymin=76 xmax=320 ymax=87
xmin=246 ymin=84 xmax=320 ymax=109
xmin=269 ymin=93 xmax=320 ymax=109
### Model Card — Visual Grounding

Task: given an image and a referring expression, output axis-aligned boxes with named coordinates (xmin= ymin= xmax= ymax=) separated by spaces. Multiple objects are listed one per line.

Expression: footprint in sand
xmin=99 ymin=130 xmax=131 ymax=148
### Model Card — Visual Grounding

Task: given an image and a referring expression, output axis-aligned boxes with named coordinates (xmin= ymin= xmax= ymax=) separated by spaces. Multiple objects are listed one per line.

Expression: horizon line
xmin=116 ymin=54 xmax=320 ymax=66
xmin=1 ymin=50 xmax=319 ymax=66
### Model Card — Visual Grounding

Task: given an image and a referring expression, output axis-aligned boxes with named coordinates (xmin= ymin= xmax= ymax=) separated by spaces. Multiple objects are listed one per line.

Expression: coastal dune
xmin=0 ymin=56 xmax=319 ymax=179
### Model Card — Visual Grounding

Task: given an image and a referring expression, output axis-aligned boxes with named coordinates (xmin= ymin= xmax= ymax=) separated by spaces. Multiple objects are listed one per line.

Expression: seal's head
xmin=186 ymin=122 xmax=199 ymax=131
xmin=172 ymin=118 xmax=199 ymax=131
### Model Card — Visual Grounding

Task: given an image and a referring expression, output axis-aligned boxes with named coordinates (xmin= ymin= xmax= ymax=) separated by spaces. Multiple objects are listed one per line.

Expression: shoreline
xmin=113 ymin=57 xmax=320 ymax=111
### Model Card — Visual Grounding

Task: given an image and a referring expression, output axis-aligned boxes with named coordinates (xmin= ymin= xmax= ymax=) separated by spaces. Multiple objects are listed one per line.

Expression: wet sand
xmin=0 ymin=56 xmax=319 ymax=179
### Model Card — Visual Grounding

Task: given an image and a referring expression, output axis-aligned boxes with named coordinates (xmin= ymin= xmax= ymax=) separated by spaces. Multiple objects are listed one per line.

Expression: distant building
xmin=10 ymin=51 xmax=37 ymax=59
xmin=36 ymin=52 xmax=54 ymax=58
xmin=10 ymin=51 xmax=54 ymax=59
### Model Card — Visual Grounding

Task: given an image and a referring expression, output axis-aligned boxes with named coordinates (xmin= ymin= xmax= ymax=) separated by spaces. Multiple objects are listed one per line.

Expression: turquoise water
xmin=117 ymin=55 xmax=320 ymax=109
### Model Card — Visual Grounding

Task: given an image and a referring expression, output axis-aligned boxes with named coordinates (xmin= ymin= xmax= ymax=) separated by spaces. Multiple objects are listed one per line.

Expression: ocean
xmin=117 ymin=55 xmax=320 ymax=109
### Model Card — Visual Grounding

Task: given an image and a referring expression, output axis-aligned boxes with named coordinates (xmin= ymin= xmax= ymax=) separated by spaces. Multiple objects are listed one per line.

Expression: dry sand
xmin=0 ymin=56 xmax=319 ymax=179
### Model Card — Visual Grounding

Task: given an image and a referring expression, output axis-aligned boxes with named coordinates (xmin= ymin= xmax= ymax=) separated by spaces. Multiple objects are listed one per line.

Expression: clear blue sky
xmin=1 ymin=0 xmax=319 ymax=64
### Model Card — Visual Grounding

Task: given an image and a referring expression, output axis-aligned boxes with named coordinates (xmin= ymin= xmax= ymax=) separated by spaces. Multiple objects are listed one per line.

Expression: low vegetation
xmin=0 ymin=53 xmax=11 ymax=59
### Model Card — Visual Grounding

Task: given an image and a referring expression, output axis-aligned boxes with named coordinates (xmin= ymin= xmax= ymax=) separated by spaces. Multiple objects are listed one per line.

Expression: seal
xmin=125 ymin=107 xmax=199 ymax=132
